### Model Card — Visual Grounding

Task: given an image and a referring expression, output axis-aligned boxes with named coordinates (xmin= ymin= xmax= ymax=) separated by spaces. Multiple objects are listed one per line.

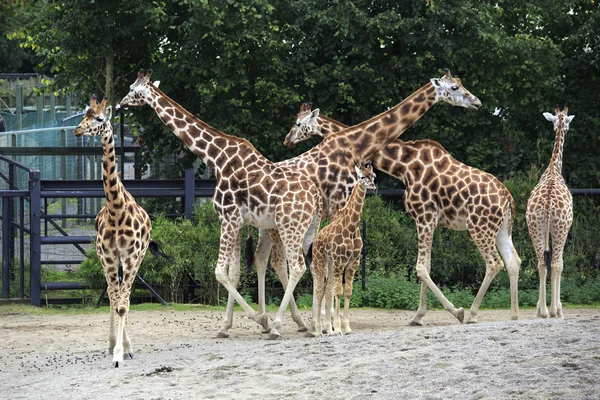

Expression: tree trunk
xmin=104 ymin=51 xmax=115 ymax=107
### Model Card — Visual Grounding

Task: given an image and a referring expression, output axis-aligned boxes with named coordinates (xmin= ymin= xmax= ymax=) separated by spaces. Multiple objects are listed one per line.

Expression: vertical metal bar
xmin=44 ymin=198 xmax=48 ymax=236
xmin=134 ymin=148 xmax=142 ymax=180
xmin=2 ymin=197 xmax=10 ymax=297
xmin=184 ymin=169 xmax=195 ymax=221
xmin=65 ymin=95 xmax=72 ymax=118
xmin=60 ymin=128 xmax=67 ymax=228
xmin=49 ymin=93 xmax=56 ymax=122
xmin=361 ymin=219 xmax=367 ymax=292
xmin=29 ymin=171 xmax=42 ymax=307
xmin=8 ymin=164 xmax=15 ymax=286
xmin=36 ymin=95 xmax=43 ymax=125
xmin=16 ymin=85 xmax=22 ymax=130
xmin=19 ymin=196 xmax=24 ymax=298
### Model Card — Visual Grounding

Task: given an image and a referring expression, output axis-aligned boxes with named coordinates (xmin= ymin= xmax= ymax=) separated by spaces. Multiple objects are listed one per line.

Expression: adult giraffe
xmin=526 ymin=106 xmax=574 ymax=319
xmin=119 ymin=71 xmax=322 ymax=339
xmin=253 ymin=69 xmax=483 ymax=329
xmin=285 ymin=102 xmax=521 ymax=325
xmin=74 ymin=95 xmax=169 ymax=366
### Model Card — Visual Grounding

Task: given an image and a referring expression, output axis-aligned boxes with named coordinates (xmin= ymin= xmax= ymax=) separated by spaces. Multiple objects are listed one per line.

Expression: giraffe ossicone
xmin=75 ymin=95 xmax=169 ymax=367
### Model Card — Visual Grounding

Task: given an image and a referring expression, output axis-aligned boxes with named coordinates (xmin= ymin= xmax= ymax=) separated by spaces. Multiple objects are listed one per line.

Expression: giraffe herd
xmin=74 ymin=68 xmax=575 ymax=367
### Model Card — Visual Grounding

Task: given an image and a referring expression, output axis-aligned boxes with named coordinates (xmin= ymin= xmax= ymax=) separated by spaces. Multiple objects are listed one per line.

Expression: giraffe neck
xmin=101 ymin=122 xmax=126 ymax=212
xmin=325 ymin=82 xmax=438 ymax=161
xmin=338 ymin=182 xmax=367 ymax=228
xmin=317 ymin=115 xmax=348 ymax=136
xmin=146 ymin=85 xmax=262 ymax=173
xmin=548 ymin=120 xmax=566 ymax=174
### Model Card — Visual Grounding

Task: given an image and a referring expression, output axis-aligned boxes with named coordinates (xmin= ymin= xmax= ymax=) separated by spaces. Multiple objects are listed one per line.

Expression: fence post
xmin=119 ymin=112 xmax=125 ymax=176
xmin=15 ymin=85 xmax=22 ymax=130
xmin=184 ymin=169 xmax=195 ymax=221
xmin=49 ymin=93 xmax=56 ymax=122
xmin=29 ymin=171 xmax=42 ymax=307
xmin=65 ymin=94 xmax=72 ymax=117
xmin=37 ymin=95 xmax=43 ymax=125
xmin=60 ymin=128 xmax=67 ymax=228
xmin=2 ymin=196 xmax=10 ymax=298
xmin=361 ymin=219 xmax=367 ymax=292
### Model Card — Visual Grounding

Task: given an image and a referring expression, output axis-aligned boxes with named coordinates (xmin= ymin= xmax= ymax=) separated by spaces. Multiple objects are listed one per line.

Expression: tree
xmin=11 ymin=0 xmax=176 ymax=105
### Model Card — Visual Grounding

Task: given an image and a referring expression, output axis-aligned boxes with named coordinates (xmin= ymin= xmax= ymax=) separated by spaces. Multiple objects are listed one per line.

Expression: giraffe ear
xmin=310 ymin=109 xmax=320 ymax=120
xmin=566 ymin=115 xmax=575 ymax=123
xmin=143 ymin=87 xmax=151 ymax=97
xmin=543 ymin=112 xmax=555 ymax=122
xmin=153 ymin=81 xmax=160 ymax=88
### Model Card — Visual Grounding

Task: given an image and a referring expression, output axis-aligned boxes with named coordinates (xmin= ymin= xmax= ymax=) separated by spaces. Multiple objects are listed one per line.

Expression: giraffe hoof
xmin=215 ymin=331 xmax=230 ymax=339
xmin=456 ymin=307 xmax=465 ymax=323
xmin=124 ymin=353 xmax=134 ymax=360
xmin=408 ymin=320 xmax=423 ymax=327
xmin=466 ymin=319 xmax=478 ymax=324
xmin=261 ymin=327 xmax=272 ymax=334
xmin=266 ymin=332 xmax=281 ymax=340
xmin=297 ymin=326 xmax=309 ymax=333
xmin=114 ymin=361 xmax=119 ymax=368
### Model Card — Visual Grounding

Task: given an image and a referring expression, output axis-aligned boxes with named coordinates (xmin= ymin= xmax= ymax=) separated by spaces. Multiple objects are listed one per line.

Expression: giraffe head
xmin=118 ymin=70 xmax=160 ymax=108
xmin=355 ymin=161 xmax=377 ymax=190
xmin=283 ymin=102 xmax=322 ymax=147
xmin=543 ymin=106 xmax=575 ymax=131
xmin=73 ymin=95 xmax=112 ymax=137
xmin=431 ymin=69 xmax=481 ymax=110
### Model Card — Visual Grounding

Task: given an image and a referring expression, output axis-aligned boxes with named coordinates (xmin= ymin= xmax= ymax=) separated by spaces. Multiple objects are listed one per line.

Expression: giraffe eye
xmin=451 ymin=85 xmax=459 ymax=91
xmin=296 ymin=123 xmax=301 ymax=127
xmin=96 ymin=117 xmax=104 ymax=122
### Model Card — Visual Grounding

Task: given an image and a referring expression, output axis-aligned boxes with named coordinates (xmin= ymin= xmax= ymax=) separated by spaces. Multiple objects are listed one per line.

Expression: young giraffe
xmin=119 ymin=71 xmax=322 ymax=339
xmin=526 ymin=106 xmax=574 ymax=319
xmin=255 ymin=69 xmax=482 ymax=330
xmin=285 ymin=104 xmax=521 ymax=324
xmin=311 ymin=162 xmax=376 ymax=337
xmin=74 ymin=95 xmax=168 ymax=366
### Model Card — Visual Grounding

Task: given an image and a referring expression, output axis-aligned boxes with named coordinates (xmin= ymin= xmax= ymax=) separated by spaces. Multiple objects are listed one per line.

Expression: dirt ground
xmin=1 ymin=307 xmax=599 ymax=399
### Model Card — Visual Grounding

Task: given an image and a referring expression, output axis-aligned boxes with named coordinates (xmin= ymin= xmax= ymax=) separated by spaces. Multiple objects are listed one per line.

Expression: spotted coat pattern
xmin=287 ymin=104 xmax=522 ymax=325
xmin=119 ymin=71 xmax=321 ymax=339
xmin=311 ymin=163 xmax=376 ymax=337
xmin=73 ymin=96 xmax=153 ymax=366
xmin=526 ymin=107 xmax=574 ymax=319
xmin=256 ymin=70 xmax=483 ymax=330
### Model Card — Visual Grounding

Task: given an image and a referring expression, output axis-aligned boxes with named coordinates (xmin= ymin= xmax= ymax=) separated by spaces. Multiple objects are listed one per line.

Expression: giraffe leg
xmin=218 ymin=228 xmax=244 ymax=338
xmin=253 ymin=229 xmax=273 ymax=333
xmin=215 ymin=220 xmax=262 ymax=337
xmin=342 ymin=258 xmax=360 ymax=335
xmin=466 ymin=236 xmax=504 ymax=324
xmin=333 ymin=275 xmax=343 ymax=334
xmin=496 ymin=218 xmax=521 ymax=321
xmin=268 ymin=229 xmax=308 ymax=332
xmin=536 ymin=257 xmax=549 ymax=318
xmin=268 ymin=235 xmax=308 ymax=339
xmin=107 ymin=286 xmax=117 ymax=354
xmin=549 ymin=229 xmax=568 ymax=318
xmin=527 ymin=213 xmax=549 ymax=318
xmin=410 ymin=219 xmax=464 ymax=324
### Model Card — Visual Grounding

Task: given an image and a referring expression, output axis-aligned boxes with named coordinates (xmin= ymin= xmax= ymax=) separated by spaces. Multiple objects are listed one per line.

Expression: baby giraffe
xmin=311 ymin=162 xmax=376 ymax=337
xmin=74 ymin=95 xmax=168 ymax=367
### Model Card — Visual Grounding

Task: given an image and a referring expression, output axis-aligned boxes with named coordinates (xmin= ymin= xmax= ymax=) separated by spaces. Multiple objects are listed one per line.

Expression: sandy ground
xmin=1 ymin=307 xmax=599 ymax=399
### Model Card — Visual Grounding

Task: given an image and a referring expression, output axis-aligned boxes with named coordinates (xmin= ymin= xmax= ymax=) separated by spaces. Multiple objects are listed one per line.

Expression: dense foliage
xmin=79 ymin=181 xmax=600 ymax=307
xmin=3 ymin=0 xmax=599 ymax=186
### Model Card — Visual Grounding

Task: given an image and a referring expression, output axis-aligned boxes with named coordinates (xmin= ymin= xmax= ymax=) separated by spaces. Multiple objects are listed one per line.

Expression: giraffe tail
xmin=543 ymin=210 xmax=552 ymax=278
xmin=245 ymin=231 xmax=254 ymax=273
xmin=148 ymin=240 xmax=173 ymax=261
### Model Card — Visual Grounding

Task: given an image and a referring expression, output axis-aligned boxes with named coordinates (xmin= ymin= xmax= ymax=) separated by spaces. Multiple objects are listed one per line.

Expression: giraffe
xmin=285 ymin=103 xmax=521 ymax=324
xmin=74 ymin=95 xmax=169 ymax=367
xmin=311 ymin=162 xmax=376 ymax=337
xmin=119 ymin=71 xmax=323 ymax=339
xmin=253 ymin=69 xmax=482 ymax=329
xmin=526 ymin=106 xmax=574 ymax=319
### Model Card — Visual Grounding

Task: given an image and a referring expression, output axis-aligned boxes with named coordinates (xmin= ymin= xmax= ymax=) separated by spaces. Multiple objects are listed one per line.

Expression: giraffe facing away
xmin=526 ymin=106 xmax=574 ymax=319
xmin=311 ymin=162 xmax=376 ymax=337
xmin=119 ymin=71 xmax=323 ymax=339
xmin=249 ymin=69 xmax=482 ymax=332
xmin=285 ymin=103 xmax=521 ymax=324
xmin=74 ymin=95 xmax=169 ymax=367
